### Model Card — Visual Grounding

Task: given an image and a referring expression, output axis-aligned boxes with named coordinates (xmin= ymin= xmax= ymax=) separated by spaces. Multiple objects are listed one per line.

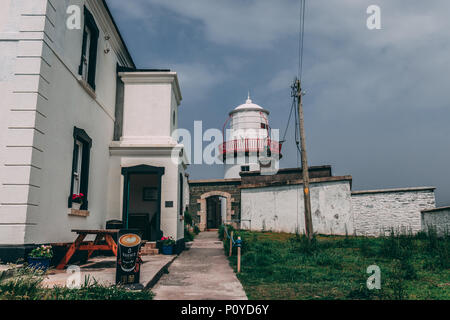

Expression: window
xmin=68 ymin=127 xmax=92 ymax=210
xmin=179 ymin=173 xmax=183 ymax=216
xmin=78 ymin=7 xmax=99 ymax=90
xmin=241 ymin=165 xmax=250 ymax=172
xmin=260 ymin=123 xmax=267 ymax=129
xmin=142 ymin=187 xmax=158 ymax=201
xmin=72 ymin=140 xmax=83 ymax=194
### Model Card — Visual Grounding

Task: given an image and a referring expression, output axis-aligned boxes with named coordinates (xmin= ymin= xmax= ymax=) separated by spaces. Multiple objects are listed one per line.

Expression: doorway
xmin=206 ymin=196 xmax=222 ymax=229
xmin=121 ymin=165 xmax=165 ymax=241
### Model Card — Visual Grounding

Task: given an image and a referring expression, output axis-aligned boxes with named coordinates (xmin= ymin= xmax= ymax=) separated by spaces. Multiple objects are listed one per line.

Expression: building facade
xmin=0 ymin=0 xmax=188 ymax=262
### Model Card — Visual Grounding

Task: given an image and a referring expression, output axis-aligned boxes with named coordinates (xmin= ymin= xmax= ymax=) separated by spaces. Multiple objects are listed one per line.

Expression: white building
xmin=220 ymin=95 xmax=281 ymax=179
xmin=0 ymin=0 xmax=189 ymax=262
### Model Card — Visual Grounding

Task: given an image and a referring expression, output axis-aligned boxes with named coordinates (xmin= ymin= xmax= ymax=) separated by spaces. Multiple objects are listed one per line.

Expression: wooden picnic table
xmin=56 ymin=229 xmax=119 ymax=270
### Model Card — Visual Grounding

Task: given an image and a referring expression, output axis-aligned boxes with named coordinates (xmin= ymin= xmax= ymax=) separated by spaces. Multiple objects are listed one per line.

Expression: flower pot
xmin=28 ymin=257 xmax=51 ymax=271
xmin=162 ymin=245 xmax=174 ymax=255
xmin=72 ymin=202 xmax=81 ymax=210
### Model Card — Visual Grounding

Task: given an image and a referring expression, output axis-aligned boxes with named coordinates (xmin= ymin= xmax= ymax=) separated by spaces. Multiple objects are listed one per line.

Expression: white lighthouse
xmin=220 ymin=94 xmax=282 ymax=179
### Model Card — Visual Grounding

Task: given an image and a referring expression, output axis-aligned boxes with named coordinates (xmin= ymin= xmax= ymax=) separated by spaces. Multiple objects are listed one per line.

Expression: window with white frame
xmin=78 ymin=7 xmax=99 ymax=90
xmin=69 ymin=127 xmax=92 ymax=210
xmin=81 ymin=25 xmax=92 ymax=82
xmin=72 ymin=140 xmax=83 ymax=195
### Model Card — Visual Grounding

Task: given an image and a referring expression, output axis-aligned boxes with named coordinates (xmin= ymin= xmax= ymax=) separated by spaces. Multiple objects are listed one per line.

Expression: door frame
xmin=121 ymin=165 xmax=165 ymax=240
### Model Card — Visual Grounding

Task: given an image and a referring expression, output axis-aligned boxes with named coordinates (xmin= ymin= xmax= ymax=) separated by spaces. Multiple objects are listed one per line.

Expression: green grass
xmin=221 ymin=228 xmax=450 ymax=300
xmin=0 ymin=266 xmax=154 ymax=300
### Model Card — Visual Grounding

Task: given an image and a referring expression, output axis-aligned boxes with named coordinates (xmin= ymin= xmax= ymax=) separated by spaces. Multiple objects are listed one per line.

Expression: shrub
xmin=193 ymin=225 xmax=200 ymax=235
xmin=0 ymin=267 xmax=153 ymax=300
xmin=184 ymin=226 xmax=194 ymax=242
xmin=29 ymin=245 xmax=53 ymax=259
xmin=218 ymin=224 xmax=234 ymax=241
xmin=184 ymin=210 xmax=193 ymax=227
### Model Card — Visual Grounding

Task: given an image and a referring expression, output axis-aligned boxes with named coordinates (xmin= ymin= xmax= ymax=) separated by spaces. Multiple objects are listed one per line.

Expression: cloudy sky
xmin=107 ymin=0 xmax=450 ymax=206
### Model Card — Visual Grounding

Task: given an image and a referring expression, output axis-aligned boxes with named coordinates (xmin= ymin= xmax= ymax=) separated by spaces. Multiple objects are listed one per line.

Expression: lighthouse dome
xmin=234 ymin=97 xmax=264 ymax=110
xmin=229 ymin=95 xmax=269 ymax=116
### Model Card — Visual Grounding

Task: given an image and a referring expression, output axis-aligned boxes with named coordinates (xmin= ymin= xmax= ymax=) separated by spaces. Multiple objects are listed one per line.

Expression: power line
xmin=298 ymin=0 xmax=306 ymax=80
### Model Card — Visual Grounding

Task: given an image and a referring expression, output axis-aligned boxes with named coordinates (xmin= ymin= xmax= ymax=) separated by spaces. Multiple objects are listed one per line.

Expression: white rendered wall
xmin=352 ymin=188 xmax=436 ymax=236
xmin=421 ymin=208 xmax=450 ymax=236
xmin=108 ymin=71 xmax=185 ymax=241
xmin=0 ymin=0 xmax=133 ymax=245
xmin=224 ymin=158 xmax=261 ymax=179
xmin=241 ymin=180 xmax=354 ymax=235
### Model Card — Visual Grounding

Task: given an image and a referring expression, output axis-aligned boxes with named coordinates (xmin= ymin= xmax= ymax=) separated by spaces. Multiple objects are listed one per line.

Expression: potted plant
xmin=160 ymin=236 xmax=176 ymax=255
xmin=72 ymin=193 xmax=85 ymax=210
xmin=28 ymin=245 xmax=53 ymax=271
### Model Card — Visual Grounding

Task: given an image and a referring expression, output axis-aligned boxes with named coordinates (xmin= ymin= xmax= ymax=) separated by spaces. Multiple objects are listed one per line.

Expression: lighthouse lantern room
xmin=220 ymin=95 xmax=282 ymax=179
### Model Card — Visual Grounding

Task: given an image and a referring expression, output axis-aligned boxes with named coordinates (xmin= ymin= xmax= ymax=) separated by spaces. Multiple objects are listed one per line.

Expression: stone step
xmin=140 ymin=248 xmax=159 ymax=256
xmin=140 ymin=242 xmax=159 ymax=255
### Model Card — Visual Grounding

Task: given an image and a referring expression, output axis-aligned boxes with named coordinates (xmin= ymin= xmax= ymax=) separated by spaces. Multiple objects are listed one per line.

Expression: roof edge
xmin=102 ymin=0 xmax=135 ymax=68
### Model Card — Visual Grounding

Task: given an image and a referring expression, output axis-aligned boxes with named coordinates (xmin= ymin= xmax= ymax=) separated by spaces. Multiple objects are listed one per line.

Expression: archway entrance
xmin=206 ymin=196 xmax=222 ymax=229
xmin=197 ymin=191 xmax=234 ymax=231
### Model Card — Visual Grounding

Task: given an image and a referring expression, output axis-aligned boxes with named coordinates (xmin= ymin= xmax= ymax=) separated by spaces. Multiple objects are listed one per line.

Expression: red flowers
xmin=160 ymin=236 xmax=175 ymax=246
xmin=72 ymin=193 xmax=84 ymax=200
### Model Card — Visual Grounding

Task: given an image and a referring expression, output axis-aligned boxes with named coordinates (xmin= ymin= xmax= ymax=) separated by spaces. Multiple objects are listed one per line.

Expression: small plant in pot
xmin=160 ymin=236 xmax=176 ymax=255
xmin=72 ymin=193 xmax=85 ymax=210
xmin=28 ymin=245 xmax=53 ymax=271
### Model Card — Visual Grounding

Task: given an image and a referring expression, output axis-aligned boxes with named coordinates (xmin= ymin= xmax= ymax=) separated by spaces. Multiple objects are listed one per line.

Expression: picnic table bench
xmin=56 ymin=229 xmax=119 ymax=270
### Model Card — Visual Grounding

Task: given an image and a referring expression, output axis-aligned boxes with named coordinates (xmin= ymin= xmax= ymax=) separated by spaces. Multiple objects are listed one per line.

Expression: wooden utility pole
xmin=237 ymin=236 xmax=241 ymax=273
xmin=295 ymin=79 xmax=313 ymax=240
xmin=229 ymin=231 xmax=233 ymax=257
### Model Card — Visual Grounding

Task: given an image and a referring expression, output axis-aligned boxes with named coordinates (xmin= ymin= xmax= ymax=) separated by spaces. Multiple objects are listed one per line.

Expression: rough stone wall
xmin=188 ymin=180 xmax=241 ymax=228
xmin=421 ymin=208 xmax=450 ymax=236
xmin=352 ymin=188 xmax=436 ymax=236
xmin=241 ymin=180 xmax=354 ymax=235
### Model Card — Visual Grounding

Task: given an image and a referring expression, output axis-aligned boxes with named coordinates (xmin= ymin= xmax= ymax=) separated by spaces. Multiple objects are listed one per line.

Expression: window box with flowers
xmin=71 ymin=193 xmax=85 ymax=210
xmin=28 ymin=245 xmax=53 ymax=271
xmin=159 ymin=236 xmax=176 ymax=255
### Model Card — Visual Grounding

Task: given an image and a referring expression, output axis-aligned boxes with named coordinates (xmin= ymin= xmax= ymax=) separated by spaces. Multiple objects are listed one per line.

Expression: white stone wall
xmin=421 ymin=208 xmax=450 ymax=236
xmin=352 ymin=188 xmax=436 ymax=236
xmin=241 ymin=180 xmax=354 ymax=235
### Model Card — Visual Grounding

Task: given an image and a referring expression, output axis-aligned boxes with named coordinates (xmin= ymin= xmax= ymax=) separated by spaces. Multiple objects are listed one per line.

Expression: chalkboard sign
xmin=115 ymin=229 xmax=142 ymax=285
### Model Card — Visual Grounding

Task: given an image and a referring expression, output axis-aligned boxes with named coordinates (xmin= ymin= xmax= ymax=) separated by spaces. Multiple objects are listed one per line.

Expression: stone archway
xmin=197 ymin=191 xmax=234 ymax=231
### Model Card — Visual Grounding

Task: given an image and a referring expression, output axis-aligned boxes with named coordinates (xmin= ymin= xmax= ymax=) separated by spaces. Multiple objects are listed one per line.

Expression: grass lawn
xmin=219 ymin=227 xmax=450 ymax=300
xmin=0 ymin=267 xmax=153 ymax=300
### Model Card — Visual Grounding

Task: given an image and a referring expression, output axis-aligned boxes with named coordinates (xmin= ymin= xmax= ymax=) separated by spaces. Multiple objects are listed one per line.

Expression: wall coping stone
xmin=421 ymin=206 xmax=450 ymax=213
xmin=239 ymin=175 xmax=352 ymax=190
xmin=352 ymin=186 xmax=436 ymax=196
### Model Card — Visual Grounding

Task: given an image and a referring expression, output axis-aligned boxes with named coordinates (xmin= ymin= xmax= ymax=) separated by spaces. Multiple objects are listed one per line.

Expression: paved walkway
xmin=152 ymin=231 xmax=247 ymax=300
xmin=41 ymin=254 xmax=175 ymax=289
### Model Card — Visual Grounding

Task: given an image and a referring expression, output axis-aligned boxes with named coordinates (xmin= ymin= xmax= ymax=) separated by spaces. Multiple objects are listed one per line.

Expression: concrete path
xmin=152 ymin=231 xmax=247 ymax=300
xmin=41 ymin=254 xmax=175 ymax=289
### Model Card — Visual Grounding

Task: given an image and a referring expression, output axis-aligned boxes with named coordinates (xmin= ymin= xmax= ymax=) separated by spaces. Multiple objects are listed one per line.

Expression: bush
xmin=218 ymin=224 xmax=235 ymax=241
xmin=193 ymin=225 xmax=200 ymax=235
xmin=184 ymin=210 xmax=193 ymax=227
xmin=184 ymin=226 xmax=194 ymax=242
